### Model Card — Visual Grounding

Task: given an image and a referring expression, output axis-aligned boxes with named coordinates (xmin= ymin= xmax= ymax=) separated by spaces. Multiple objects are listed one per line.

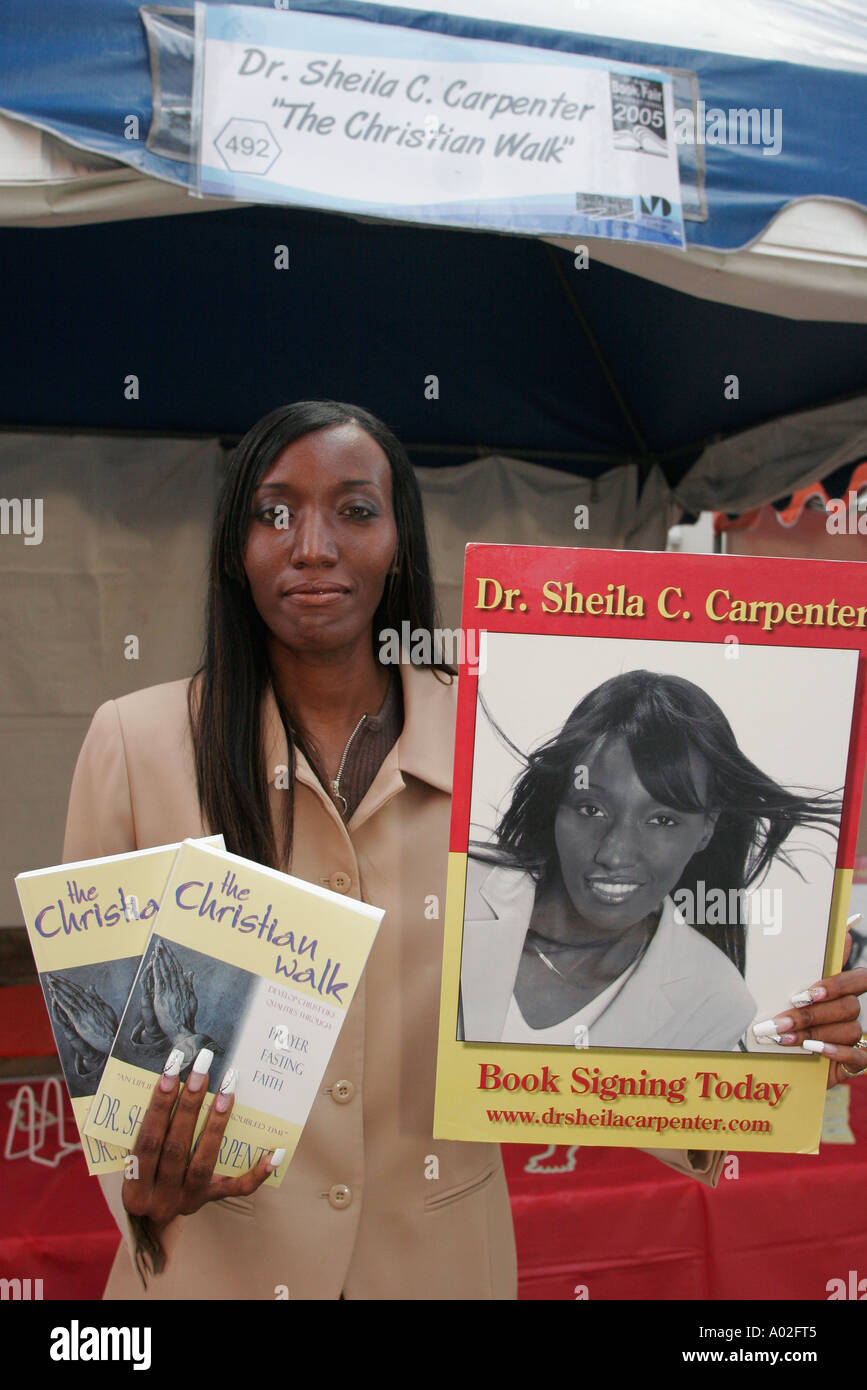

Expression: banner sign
xmin=193 ymin=4 xmax=685 ymax=246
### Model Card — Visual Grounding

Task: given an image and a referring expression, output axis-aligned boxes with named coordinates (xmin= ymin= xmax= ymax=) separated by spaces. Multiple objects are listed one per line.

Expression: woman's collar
xmin=261 ymin=660 xmax=457 ymax=797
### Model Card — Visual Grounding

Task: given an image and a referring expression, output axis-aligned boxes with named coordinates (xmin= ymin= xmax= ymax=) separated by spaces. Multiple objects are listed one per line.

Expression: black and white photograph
xmin=459 ymin=634 xmax=858 ymax=1052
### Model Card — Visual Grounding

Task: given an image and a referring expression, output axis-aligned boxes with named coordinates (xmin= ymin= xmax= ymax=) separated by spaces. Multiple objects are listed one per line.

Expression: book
xmin=434 ymin=544 xmax=867 ymax=1154
xmin=15 ymin=836 xmax=225 ymax=1175
xmin=84 ymin=839 xmax=383 ymax=1185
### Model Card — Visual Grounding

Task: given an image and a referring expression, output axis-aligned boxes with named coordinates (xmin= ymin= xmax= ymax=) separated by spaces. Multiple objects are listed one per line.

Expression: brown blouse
xmin=301 ymin=670 xmax=404 ymax=821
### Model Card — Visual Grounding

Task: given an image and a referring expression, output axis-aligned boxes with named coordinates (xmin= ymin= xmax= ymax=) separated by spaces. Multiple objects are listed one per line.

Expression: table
xmin=502 ymin=1080 xmax=867 ymax=1300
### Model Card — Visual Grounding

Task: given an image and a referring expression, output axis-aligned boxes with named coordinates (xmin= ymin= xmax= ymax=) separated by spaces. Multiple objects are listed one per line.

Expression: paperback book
xmin=15 ymin=836 xmax=225 ymax=1174
xmin=434 ymin=544 xmax=867 ymax=1154
xmin=85 ymin=838 xmax=383 ymax=1184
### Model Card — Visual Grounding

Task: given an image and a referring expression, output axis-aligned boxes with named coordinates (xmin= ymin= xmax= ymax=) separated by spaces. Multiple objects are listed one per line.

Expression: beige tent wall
xmin=416 ymin=457 xmax=672 ymax=627
xmin=0 ymin=433 xmax=671 ymax=928
xmin=0 ymin=433 xmax=222 ymax=927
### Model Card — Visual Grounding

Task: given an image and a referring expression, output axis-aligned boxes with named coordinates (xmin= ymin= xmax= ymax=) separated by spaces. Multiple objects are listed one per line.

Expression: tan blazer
xmin=460 ymin=861 xmax=757 ymax=1049
xmin=62 ymin=664 xmax=723 ymax=1301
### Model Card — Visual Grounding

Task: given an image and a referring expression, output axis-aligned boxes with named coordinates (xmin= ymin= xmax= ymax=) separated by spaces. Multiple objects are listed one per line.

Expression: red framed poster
xmin=434 ymin=545 xmax=867 ymax=1154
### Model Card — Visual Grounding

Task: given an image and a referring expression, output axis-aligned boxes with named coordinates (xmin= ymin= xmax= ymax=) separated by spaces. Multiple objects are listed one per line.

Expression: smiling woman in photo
xmin=460 ymin=670 xmax=843 ymax=1050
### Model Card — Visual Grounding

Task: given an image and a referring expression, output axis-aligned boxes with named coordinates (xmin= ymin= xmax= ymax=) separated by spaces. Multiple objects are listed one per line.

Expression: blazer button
xmin=329 ymin=871 xmax=352 ymax=893
xmin=331 ymin=1079 xmax=355 ymax=1105
xmin=328 ymin=1183 xmax=352 ymax=1210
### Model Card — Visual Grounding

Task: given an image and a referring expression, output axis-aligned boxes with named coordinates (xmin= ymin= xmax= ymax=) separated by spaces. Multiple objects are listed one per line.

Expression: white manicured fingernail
xmin=753 ymin=1029 xmax=781 ymax=1044
xmin=791 ymin=985 xmax=827 ymax=1005
xmin=802 ymin=1040 xmax=825 ymax=1053
xmin=752 ymin=1020 xmax=781 ymax=1039
xmin=847 ymin=913 xmax=862 ymax=928
xmin=159 ymin=1047 xmax=184 ymax=1090
xmin=187 ymin=1047 xmax=214 ymax=1093
xmin=268 ymin=1147 xmax=286 ymax=1170
xmin=215 ymin=1067 xmax=237 ymax=1112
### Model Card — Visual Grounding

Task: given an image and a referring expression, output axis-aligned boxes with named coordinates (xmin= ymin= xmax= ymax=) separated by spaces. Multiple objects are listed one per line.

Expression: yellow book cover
xmin=84 ymin=839 xmax=383 ymax=1186
xmin=434 ymin=544 xmax=867 ymax=1154
xmin=14 ymin=836 xmax=225 ymax=1175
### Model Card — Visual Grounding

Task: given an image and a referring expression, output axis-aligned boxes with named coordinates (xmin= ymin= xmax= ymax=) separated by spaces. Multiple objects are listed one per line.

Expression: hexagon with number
xmin=214 ymin=118 xmax=281 ymax=176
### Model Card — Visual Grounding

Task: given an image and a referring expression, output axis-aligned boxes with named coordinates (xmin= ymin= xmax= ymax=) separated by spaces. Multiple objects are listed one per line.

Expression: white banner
xmin=193 ymin=4 xmax=684 ymax=247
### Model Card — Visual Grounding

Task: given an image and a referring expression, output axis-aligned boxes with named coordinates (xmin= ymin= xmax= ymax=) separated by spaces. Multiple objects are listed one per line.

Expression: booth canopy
xmin=1 ymin=0 xmax=867 ymax=321
xmin=0 ymin=0 xmax=866 ymax=511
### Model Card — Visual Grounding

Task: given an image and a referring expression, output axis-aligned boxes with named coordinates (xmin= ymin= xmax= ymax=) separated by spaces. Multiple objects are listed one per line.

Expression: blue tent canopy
xmin=1 ymin=0 xmax=866 ymax=253
xmin=0 ymin=0 xmax=865 ymax=506
xmin=2 ymin=199 xmax=867 ymax=491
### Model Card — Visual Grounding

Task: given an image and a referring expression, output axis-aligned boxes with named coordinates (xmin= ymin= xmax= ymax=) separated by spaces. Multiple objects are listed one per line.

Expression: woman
xmin=460 ymin=671 xmax=843 ymax=1051
xmin=62 ymin=401 xmax=867 ymax=1301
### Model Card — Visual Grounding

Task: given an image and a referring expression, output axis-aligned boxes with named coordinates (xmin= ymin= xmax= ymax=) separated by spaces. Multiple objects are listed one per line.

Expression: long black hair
xmin=475 ymin=670 xmax=842 ymax=975
xmin=188 ymin=400 xmax=449 ymax=870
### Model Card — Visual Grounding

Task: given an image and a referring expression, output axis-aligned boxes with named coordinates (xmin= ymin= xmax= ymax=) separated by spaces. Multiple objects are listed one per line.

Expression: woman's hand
xmin=755 ymin=924 xmax=867 ymax=1087
xmin=122 ymin=1046 xmax=281 ymax=1237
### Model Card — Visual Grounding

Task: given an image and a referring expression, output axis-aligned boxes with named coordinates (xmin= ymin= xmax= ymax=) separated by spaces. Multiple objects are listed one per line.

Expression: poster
xmin=434 ymin=544 xmax=867 ymax=1153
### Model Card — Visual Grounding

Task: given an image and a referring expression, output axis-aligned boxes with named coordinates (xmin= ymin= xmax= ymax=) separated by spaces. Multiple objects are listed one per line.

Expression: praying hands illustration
xmin=129 ymin=954 xmax=169 ymax=1051
xmin=134 ymin=937 xmax=222 ymax=1072
xmin=46 ymin=972 xmax=118 ymax=1077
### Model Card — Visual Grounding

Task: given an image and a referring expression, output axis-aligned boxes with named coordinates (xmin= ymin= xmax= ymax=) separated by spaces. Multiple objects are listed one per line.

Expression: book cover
xmin=84 ymin=839 xmax=383 ymax=1185
xmin=15 ymin=836 xmax=225 ymax=1175
xmin=434 ymin=544 xmax=867 ymax=1153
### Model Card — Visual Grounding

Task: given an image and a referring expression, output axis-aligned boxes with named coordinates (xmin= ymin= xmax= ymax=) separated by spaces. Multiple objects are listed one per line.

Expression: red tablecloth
xmin=503 ymin=1079 xmax=867 ymax=1300
xmin=0 ymin=1081 xmax=118 ymax=1300
xmin=2 ymin=1078 xmax=865 ymax=1301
